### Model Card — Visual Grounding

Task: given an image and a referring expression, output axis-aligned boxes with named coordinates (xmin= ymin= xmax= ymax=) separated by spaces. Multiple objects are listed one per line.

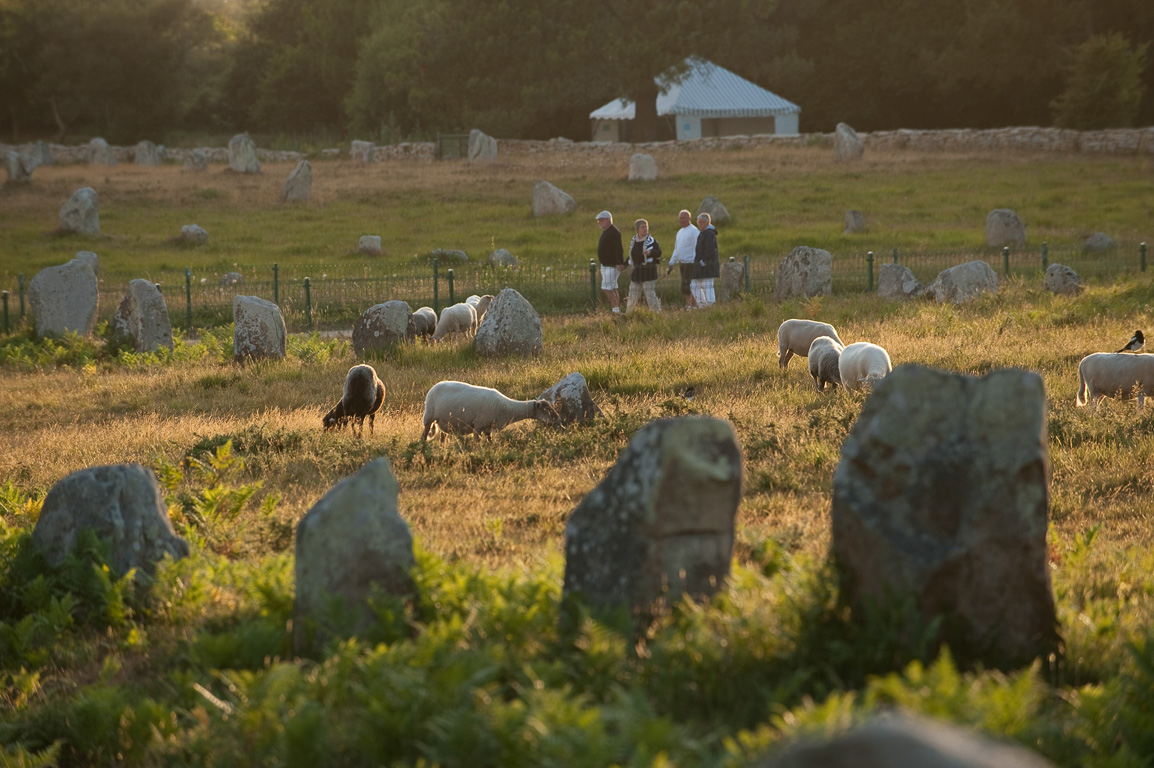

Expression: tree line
xmin=1 ymin=0 xmax=1149 ymax=146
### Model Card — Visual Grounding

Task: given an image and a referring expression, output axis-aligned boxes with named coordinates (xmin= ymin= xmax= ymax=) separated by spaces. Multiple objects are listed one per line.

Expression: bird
xmin=681 ymin=386 xmax=695 ymax=400
xmin=1117 ymin=330 xmax=1144 ymax=353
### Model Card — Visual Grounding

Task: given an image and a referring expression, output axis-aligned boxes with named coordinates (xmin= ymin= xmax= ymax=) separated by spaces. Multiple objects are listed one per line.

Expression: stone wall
xmin=4 ymin=126 xmax=1152 ymax=165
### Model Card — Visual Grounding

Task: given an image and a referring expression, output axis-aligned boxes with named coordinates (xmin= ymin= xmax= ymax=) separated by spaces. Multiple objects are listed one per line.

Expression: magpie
xmin=1118 ymin=330 xmax=1144 ymax=353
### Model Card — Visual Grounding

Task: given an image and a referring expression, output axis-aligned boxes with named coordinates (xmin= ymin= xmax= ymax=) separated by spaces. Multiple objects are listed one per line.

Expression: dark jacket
xmin=597 ymin=225 xmax=624 ymax=267
xmin=628 ymin=234 xmax=662 ymax=283
xmin=693 ymin=225 xmax=719 ymax=279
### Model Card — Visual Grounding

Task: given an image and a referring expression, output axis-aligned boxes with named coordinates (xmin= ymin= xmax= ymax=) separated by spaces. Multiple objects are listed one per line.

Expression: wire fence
xmin=0 ymin=242 xmax=1148 ymax=334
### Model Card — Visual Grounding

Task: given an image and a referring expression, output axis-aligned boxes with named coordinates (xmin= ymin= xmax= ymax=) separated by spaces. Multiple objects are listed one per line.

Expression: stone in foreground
xmin=563 ymin=416 xmax=742 ymax=621
xmin=113 ymin=278 xmax=174 ymax=353
xmin=32 ymin=464 xmax=190 ymax=581
xmin=28 ymin=258 xmax=99 ymax=338
xmin=353 ymin=300 xmax=413 ymax=356
xmin=294 ymin=458 xmax=414 ymax=654
xmin=831 ymin=365 xmax=1057 ymax=666
xmin=233 ymin=295 xmax=286 ymax=362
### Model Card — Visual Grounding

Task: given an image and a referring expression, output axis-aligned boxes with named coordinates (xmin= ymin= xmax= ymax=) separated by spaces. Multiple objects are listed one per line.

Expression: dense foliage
xmin=1 ymin=0 xmax=1150 ymax=143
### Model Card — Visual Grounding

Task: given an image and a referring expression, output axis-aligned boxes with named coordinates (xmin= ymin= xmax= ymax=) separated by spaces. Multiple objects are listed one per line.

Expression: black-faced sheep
xmin=431 ymin=302 xmax=477 ymax=342
xmin=1077 ymin=352 xmax=1154 ymax=408
xmin=410 ymin=306 xmax=437 ymax=340
xmin=421 ymin=380 xmax=560 ymax=440
xmin=838 ymin=342 xmax=892 ymax=392
xmin=323 ymin=364 xmax=385 ymax=437
xmin=808 ymin=335 xmax=844 ymax=392
xmin=777 ymin=319 xmax=843 ymax=369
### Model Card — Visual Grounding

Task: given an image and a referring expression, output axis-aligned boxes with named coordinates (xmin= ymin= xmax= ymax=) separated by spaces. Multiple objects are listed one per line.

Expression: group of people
xmin=595 ymin=209 xmax=719 ymax=313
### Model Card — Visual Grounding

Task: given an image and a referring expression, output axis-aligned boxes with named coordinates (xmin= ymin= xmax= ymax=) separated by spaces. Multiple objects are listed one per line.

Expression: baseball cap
xmin=595 ymin=210 xmax=612 ymax=220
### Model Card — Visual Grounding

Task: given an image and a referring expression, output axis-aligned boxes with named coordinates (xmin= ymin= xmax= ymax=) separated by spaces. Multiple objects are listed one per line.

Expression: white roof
xmin=589 ymin=59 xmax=800 ymax=121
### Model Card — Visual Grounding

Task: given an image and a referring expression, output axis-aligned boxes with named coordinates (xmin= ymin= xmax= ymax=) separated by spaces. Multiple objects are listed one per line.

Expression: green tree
xmin=1051 ymin=33 xmax=1148 ymax=129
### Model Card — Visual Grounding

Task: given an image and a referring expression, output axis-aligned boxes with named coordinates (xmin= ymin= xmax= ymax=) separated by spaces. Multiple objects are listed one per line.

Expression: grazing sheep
xmin=470 ymin=294 xmax=494 ymax=328
xmin=839 ymin=342 xmax=892 ymax=392
xmin=431 ymin=302 xmax=477 ymax=341
xmin=410 ymin=306 xmax=437 ymax=340
xmin=323 ymin=364 xmax=385 ymax=437
xmin=1076 ymin=352 xmax=1154 ymax=408
xmin=808 ymin=335 xmax=845 ymax=392
xmin=777 ymin=319 xmax=843 ymax=369
xmin=421 ymin=380 xmax=560 ymax=440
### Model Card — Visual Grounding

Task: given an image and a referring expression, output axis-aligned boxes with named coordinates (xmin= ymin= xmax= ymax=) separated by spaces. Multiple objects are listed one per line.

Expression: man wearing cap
xmin=595 ymin=210 xmax=625 ymax=313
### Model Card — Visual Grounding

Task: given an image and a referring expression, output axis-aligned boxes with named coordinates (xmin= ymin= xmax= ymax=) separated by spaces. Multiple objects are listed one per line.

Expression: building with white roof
xmin=589 ymin=58 xmax=800 ymax=142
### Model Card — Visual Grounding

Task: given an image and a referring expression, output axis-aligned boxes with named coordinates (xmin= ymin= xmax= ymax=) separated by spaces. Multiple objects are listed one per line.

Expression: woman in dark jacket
xmin=692 ymin=212 xmax=719 ymax=307
xmin=626 ymin=218 xmax=663 ymax=312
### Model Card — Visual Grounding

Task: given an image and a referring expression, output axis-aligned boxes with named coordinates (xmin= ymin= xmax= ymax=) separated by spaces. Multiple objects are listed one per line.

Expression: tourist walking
xmin=667 ymin=209 xmax=699 ymax=309
xmin=595 ymin=210 xmax=625 ymax=313
xmin=692 ymin=212 xmax=719 ymax=308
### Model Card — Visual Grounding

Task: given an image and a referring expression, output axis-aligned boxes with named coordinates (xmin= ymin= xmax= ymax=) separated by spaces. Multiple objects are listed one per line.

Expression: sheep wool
xmin=777 ymin=318 xmax=843 ymax=369
xmin=421 ymin=380 xmax=559 ymax=440
xmin=323 ymin=364 xmax=385 ymax=437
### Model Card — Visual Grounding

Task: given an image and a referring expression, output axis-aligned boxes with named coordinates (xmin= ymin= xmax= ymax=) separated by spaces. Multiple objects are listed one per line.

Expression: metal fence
xmin=0 ymin=242 xmax=1147 ymax=334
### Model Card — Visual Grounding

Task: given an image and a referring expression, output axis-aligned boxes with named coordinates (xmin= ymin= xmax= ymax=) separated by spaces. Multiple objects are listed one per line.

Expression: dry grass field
xmin=3 ymin=145 xmax=1154 ymax=766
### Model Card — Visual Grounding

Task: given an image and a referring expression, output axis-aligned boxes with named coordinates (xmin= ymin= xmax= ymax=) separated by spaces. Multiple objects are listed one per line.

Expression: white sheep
xmin=421 ymin=380 xmax=560 ymax=440
xmin=838 ymin=342 xmax=892 ymax=392
xmin=808 ymin=335 xmax=845 ymax=392
xmin=431 ymin=302 xmax=477 ymax=341
xmin=777 ymin=319 xmax=843 ymax=369
xmin=470 ymin=294 xmax=494 ymax=328
xmin=410 ymin=306 xmax=437 ymax=340
xmin=1076 ymin=352 xmax=1154 ymax=408
xmin=323 ymin=364 xmax=385 ymax=437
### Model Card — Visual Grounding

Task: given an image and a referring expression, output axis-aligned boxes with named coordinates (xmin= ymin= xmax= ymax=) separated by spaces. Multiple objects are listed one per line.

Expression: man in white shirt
xmin=667 ymin=209 xmax=699 ymax=309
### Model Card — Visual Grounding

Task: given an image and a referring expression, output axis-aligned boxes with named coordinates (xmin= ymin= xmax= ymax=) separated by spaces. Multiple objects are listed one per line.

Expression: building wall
xmin=593 ymin=114 xmax=800 ymax=141
xmin=591 ymin=119 xmax=621 ymax=142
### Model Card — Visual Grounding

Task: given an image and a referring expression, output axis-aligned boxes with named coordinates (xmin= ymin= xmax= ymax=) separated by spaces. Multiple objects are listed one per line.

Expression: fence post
xmin=2 ymin=291 xmax=8 ymax=334
xmin=867 ymin=251 xmax=874 ymax=292
xmin=18 ymin=274 xmax=25 ymax=318
xmin=433 ymin=258 xmax=439 ymax=313
xmin=1041 ymin=242 xmax=1048 ymax=271
xmin=184 ymin=267 xmax=192 ymax=328
xmin=1003 ymin=246 xmax=1010 ymax=276
xmin=743 ymin=254 xmax=751 ymax=292
xmin=447 ymin=269 xmax=455 ymax=305
xmin=589 ymin=259 xmax=597 ymax=310
xmin=1141 ymin=242 xmax=1147 ymax=273
xmin=273 ymin=263 xmax=279 ymax=304
xmin=304 ymin=276 xmax=312 ymax=330
xmin=892 ymin=248 xmax=898 ymax=264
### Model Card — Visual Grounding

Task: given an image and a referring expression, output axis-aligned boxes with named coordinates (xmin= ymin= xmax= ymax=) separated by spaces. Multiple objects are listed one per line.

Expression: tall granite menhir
xmin=831 ymin=365 xmax=1058 ymax=666
xmin=563 ymin=416 xmax=742 ymax=623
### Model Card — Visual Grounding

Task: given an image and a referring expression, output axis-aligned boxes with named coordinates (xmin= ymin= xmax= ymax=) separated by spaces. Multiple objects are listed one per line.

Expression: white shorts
xmin=601 ymin=265 xmax=621 ymax=290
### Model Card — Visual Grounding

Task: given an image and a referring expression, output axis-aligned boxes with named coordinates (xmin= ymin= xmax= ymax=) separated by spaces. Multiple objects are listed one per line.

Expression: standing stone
xmin=182 ymin=149 xmax=209 ymax=172
xmin=353 ymin=300 xmax=413 ymax=356
xmin=180 ymin=224 xmax=208 ymax=245
xmin=89 ymin=137 xmax=117 ymax=165
xmin=34 ymin=140 xmax=53 ymax=166
xmin=350 ymin=140 xmax=375 ymax=163
xmin=831 ymin=366 xmax=1057 ymax=665
xmin=985 ymin=209 xmax=1026 ymax=247
xmin=718 ymin=258 xmax=745 ymax=302
xmin=113 ymin=279 xmax=174 ymax=353
xmin=233 ymin=295 xmax=286 ymax=362
xmin=488 ymin=248 xmax=518 ymax=268
xmin=538 ymin=372 xmax=602 ymax=425
xmin=293 ymin=458 xmax=414 ymax=654
xmin=474 ymin=287 xmax=543 ymax=357
xmin=58 ymin=187 xmax=100 ymax=235
xmin=134 ymin=140 xmax=162 ymax=166
xmin=757 ymin=711 xmax=1057 ymax=768
xmin=1043 ymin=263 xmax=1082 ymax=296
xmin=531 ymin=180 xmax=577 ymax=216
xmin=468 ymin=128 xmax=498 ymax=163
xmin=774 ymin=246 xmax=833 ymax=301
xmin=927 ymin=260 xmax=998 ymax=303
xmin=628 ymin=153 xmax=658 ymax=181
xmin=357 ymin=235 xmax=382 ymax=256
xmin=31 ymin=464 xmax=190 ymax=580
xmin=834 ymin=122 xmax=864 ymax=161
xmin=1084 ymin=232 xmax=1117 ymax=252
xmin=696 ymin=195 xmax=732 ymax=225
xmin=844 ymin=210 xmax=867 ymax=234
xmin=430 ymin=248 xmax=468 ymax=263
xmin=4 ymin=149 xmax=35 ymax=184
xmin=74 ymin=250 xmax=99 ymax=275
xmin=321 ymin=148 xmax=340 ymax=159
xmin=281 ymin=159 xmax=311 ymax=204
xmin=228 ymin=133 xmax=260 ymax=173
xmin=28 ymin=258 xmax=99 ymax=338
xmin=219 ymin=271 xmax=242 ymax=286
xmin=562 ymin=416 xmax=742 ymax=620
xmin=877 ymin=263 xmax=924 ymax=300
